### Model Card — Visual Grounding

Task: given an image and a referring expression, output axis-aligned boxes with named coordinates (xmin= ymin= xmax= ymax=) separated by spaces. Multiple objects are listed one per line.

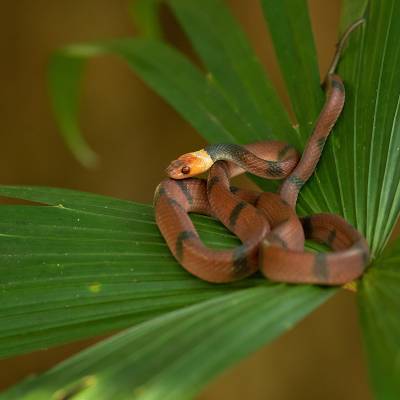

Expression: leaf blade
xmin=260 ymin=0 xmax=323 ymax=140
xmin=50 ymin=36 xmax=284 ymax=156
xmin=0 ymin=285 xmax=333 ymax=400
xmin=0 ymin=186 xmax=259 ymax=358
xmin=358 ymin=239 xmax=400 ymax=400
xmin=49 ymin=53 xmax=99 ymax=167
xmin=168 ymin=0 xmax=295 ymax=142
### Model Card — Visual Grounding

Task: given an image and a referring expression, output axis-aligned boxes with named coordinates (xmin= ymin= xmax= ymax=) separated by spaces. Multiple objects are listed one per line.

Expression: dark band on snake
xmin=325 ymin=229 xmax=337 ymax=248
xmin=229 ymin=201 xmax=247 ymax=229
xmin=313 ymin=253 xmax=329 ymax=281
xmin=175 ymin=230 xmax=197 ymax=261
xmin=207 ymin=176 xmax=220 ymax=193
xmin=317 ymin=137 xmax=327 ymax=151
xmin=266 ymin=160 xmax=284 ymax=177
xmin=175 ymin=180 xmax=193 ymax=205
xmin=287 ymin=175 xmax=305 ymax=190
xmin=232 ymin=246 xmax=250 ymax=274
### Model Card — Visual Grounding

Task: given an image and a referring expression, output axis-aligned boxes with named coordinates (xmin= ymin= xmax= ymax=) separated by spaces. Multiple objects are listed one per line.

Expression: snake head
xmin=166 ymin=149 xmax=213 ymax=179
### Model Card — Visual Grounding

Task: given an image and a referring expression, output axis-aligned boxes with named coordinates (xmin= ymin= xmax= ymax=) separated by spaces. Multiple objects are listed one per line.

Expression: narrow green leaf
xmin=259 ymin=0 xmax=326 ymax=213
xmin=358 ymin=239 xmax=400 ymax=400
xmin=168 ymin=0 xmax=295 ymax=143
xmin=358 ymin=0 xmax=400 ymax=253
xmin=49 ymin=53 xmax=99 ymax=167
xmin=260 ymin=0 xmax=323 ymax=140
xmin=0 ymin=285 xmax=333 ymax=400
xmin=0 ymin=186 xmax=259 ymax=358
xmin=49 ymin=37 xmax=279 ymax=157
xmin=129 ymin=0 xmax=163 ymax=39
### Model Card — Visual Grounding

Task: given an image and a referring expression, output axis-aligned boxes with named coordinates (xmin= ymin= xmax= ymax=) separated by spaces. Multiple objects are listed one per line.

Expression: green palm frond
xmin=1 ymin=0 xmax=399 ymax=399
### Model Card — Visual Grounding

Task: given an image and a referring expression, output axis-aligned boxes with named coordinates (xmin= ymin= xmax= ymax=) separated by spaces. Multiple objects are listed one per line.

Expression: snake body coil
xmin=154 ymin=20 xmax=369 ymax=285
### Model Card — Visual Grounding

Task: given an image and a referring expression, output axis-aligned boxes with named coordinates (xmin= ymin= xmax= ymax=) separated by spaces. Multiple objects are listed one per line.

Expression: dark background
xmin=0 ymin=1 xmax=373 ymax=398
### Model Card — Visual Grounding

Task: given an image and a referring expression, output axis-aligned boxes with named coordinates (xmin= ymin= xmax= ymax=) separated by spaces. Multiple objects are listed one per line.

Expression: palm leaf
xmin=2 ymin=0 xmax=400 ymax=399
xmin=260 ymin=0 xmax=323 ymax=140
xmin=48 ymin=54 xmax=98 ymax=168
xmin=358 ymin=239 xmax=400 ymax=399
xmin=168 ymin=0 xmax=295 ymax=143
xmin=50 ymin=38 xmax=275 ymax=149
xmin=0 ymin=185 xmax=258 ymax=358
xmin=0 ymin=285 xmax=332 ymax=400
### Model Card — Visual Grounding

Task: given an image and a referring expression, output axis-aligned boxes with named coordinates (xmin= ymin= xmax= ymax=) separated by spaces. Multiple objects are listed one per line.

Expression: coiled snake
xmin=154 ymin=20 xmax=369 ymax=285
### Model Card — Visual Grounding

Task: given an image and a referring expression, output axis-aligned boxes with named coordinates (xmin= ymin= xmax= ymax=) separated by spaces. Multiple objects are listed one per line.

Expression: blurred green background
xmin=0 ymin=0 xmax=373 ymax=398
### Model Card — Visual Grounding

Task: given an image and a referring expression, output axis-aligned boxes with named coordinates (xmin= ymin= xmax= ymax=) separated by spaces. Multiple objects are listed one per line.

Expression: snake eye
xmin=181 ymin=166 xmax=191 ymax=175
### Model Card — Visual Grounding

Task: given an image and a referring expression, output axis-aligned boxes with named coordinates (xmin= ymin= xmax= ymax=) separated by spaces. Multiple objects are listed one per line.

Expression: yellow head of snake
xmin=166 ymin=149 xmax=213 ymax=179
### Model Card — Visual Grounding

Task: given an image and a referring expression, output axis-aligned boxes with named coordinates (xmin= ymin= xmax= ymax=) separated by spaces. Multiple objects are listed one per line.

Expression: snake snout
xmin=166 ymin=159 xmax=187 ymax=179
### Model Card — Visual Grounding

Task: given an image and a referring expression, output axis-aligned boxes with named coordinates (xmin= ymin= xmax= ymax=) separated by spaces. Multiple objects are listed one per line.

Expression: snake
xmin=154 ymin=19 xmax=369 ymax=285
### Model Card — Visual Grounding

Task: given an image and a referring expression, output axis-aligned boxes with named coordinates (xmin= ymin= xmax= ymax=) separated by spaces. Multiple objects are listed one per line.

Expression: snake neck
xmin=205 ymin=144 xmax=246 ymax=164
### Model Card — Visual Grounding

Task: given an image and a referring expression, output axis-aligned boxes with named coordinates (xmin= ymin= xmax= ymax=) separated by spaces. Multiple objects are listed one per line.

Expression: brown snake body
xmin=154 ymin=20 xmax=369 ymax=285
